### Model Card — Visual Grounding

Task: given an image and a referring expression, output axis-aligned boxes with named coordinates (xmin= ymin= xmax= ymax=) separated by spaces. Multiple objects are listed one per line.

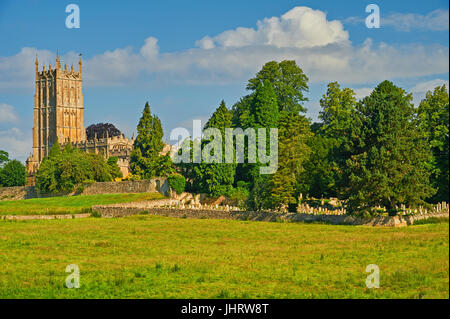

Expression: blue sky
xmin=0 ymin=0 xmax=449 ymax=161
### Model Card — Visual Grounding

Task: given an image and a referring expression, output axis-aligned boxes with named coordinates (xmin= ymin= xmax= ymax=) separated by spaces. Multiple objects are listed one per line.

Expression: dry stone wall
xmin=91 ymin=204 xmax=449 ymax=227
xmin=0 ymin=186 xmax=37 ymax=201
xmin=0 ymin=179 xmax=169 ymax=201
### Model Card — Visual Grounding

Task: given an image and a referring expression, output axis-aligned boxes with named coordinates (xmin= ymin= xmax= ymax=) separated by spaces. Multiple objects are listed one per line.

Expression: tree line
xmin=130 ymin=60 xmax=448 ymax=215
xmin=3 ymin=60 xmax=446 ymax=216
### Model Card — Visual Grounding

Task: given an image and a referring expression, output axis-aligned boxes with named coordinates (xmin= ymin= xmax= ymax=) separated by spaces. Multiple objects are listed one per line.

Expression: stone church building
xmin=26 ymin=55 xmax=135 ymax=184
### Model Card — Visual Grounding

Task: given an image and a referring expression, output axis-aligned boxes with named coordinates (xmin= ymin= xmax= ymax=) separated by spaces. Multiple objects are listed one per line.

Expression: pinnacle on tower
xmin=35 ymin=54 xmax=38 ymax=75
xmin=78 ymin=54 xmax=82 ymax=74
xmin=56 ymin=54 xmax=61 ymax=70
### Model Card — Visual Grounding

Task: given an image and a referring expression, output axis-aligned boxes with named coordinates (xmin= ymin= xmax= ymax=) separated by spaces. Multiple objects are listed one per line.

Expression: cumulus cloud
xmin=0 ymin=6 xmax=448 ymax=88
xmin=0 ymin=103 xmax=18 ymax=122
xmin=195 ymin=7 xmax=349 ymax=49
xmin=0 ymin=47 xmax=79 ymax=89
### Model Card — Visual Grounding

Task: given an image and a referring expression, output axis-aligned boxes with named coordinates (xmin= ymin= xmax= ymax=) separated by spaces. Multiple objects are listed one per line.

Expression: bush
xmin=107 ymin=157 xmax=123 ymax=179
xmin=168 ymin=174 xmax=186 ymax=194
xmin=36 ymin=145 xmax=119 ymax=194
xmin=0 ymin=160 xmax=26 ymax=187
xmin=226 ymin=186 xmax=249 ymax=208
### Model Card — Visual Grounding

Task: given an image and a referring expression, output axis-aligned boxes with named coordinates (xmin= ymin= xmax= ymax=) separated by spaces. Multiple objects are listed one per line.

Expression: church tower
xmin=26 ymin=55 xmax=86 ymax=175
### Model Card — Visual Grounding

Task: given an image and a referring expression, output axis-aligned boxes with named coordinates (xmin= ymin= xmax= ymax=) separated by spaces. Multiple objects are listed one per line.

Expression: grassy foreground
xmin=0 ymin=193 xmax=165 ymax=216
xmin=0 ymin=215 xmax=448 ymax=298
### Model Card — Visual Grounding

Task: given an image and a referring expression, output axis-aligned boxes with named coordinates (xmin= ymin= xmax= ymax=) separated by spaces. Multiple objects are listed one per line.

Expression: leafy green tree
xmin=301 ymin=134 xmax=340 ymax=198
xmin=247 ymin=60 xmax=309 ymax=114
xmin=345 ymin=81 xmax=435 ymax=213
xmin=319 ymin=82 xmax=356 ymax=140
xmin=106 ymin=156 xmax=123 ymax=179
xmin=130 ymin=101 xmax=169 ymax=179
xmin=243 ymin=81 xmax=279 ymax=210
xmin=168 ymin=174 xmax=186 ymax=194
xmin=305 ymin=82 xmax=357 ymax=197
xmin=36 ymin=144 xmax=115 ymax=194
xmin=179 ymin=101 xmax=236 ymax=197
xmin=0 ymin=160 xmax=26 ymax=187
xmin=417 ymin=85 xmax=449 ymax=202
xmin=155 ymin=154 xmax=176 ymax=177
xmin=0 ymin=150 xmax=9 ymax=167
xmin=48 ymin=138 xmax=61 ymax=158
xmin=271 ymin=112 xmax=312 ymax=207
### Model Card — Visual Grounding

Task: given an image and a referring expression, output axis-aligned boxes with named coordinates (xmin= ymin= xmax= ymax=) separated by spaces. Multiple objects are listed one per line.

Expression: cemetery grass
xmin=0 ymin=215 xmax=448 ymax=298
xmin=0 ymin=193 xmax=165 ymax=216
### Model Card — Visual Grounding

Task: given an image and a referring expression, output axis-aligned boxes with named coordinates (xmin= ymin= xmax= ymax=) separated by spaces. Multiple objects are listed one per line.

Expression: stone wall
xmin=91 ymin=204 xmax=449 ymax=227
xmin=0 ymin=186 xmax=37 ymax=201
xmin=80 ymin=179 xmax=169 ymax=196
xmin=0 ymin=178 xmax=169 ymax=201
xmin=1 ymin=213 xmax=91 ymax=221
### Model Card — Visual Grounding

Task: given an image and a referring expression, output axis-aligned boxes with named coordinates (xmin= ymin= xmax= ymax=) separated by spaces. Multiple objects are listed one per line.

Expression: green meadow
xmin=0 ymin=193 xmax=164 ymax=216
xmin=0 ymin=215 xmax=448 ymax=299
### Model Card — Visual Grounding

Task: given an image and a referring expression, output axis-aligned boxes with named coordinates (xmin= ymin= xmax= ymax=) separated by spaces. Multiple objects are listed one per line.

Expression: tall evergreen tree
xmin=271 ymin=112 xmax=312 ymax=208
xmin=305 ymin=82 xmax=357 ymax=197
xmin=417 ymin=85 xmax=449 ymax=202
xmin=49 ymin=138 xmax=61 ymax=158
xmin=245 ymin=81 xmax=279 ymax=210
xmin=179 ymin=100 xmax=236 ymax=196
xmin=345 ymin=81 xmax=435 ymax=213
xmin=130 ymin=102 xmax=167 ymax=179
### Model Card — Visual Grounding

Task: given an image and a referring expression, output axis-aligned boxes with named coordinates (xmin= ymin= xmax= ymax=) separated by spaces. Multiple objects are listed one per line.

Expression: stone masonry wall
xmin=0 ymin=186 xmax=37 ymax=201
xmin=91 ymin=204 xmax=449 ymax=227
xmin=0 ymin=179 xmax=169 ymax=201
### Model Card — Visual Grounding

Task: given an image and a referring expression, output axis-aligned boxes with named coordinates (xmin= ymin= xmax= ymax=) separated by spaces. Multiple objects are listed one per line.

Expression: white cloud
xmin=0 ymin=7 xmax=448 ymax=89
xmin=382 ymin=9 xmax=449 ymax=32
xmin=353 ymin=87 xmax=373 ymax=100
xmin=410 ymin=79 xmax=449 ymax=106
xmin=351 ymin=79 xmax=449 ymax=106
xmin=0 ymin=47 xmax=54 ymax=89
xmin=0 ymin=103 xmax=18 ymax=122
xmin=0 ymin=127 xmax=31 ymax=163
xmin=411 ymin=79 xmax=449 ymax=94
xmin=195 ymin=7 xmax=349 ymax=49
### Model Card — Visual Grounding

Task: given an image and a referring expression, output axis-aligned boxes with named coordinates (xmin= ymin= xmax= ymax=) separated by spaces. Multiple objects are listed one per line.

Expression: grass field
xmin=0 ymin=215 xmax=448 ymax=298
xmin=0 ymin=193 xmax=165 ymax=216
